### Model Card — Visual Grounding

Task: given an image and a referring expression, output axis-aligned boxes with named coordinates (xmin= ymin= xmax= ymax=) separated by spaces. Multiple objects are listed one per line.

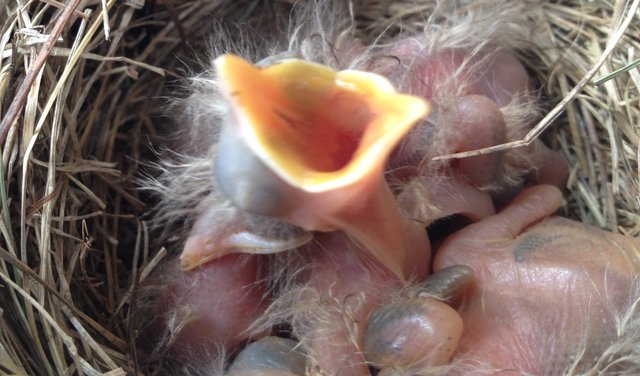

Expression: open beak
xmin=181 ymin=54 xmax=431 ymax=280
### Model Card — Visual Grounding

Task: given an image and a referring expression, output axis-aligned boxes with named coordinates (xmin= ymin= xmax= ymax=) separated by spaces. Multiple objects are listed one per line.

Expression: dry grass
xmin=0 ymin=0 xmax=638 ymax=374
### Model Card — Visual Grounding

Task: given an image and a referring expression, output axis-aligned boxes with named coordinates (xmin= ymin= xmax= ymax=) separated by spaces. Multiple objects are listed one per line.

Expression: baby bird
xmin=182 ymin=54 xmax=431 ymax=280
xmin=137 ymin=0 xmax=576 ymax=374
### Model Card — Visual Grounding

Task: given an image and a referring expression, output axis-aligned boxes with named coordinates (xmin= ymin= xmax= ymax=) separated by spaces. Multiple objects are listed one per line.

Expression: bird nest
xmin=0 ymin=0 xmax=638 ymax=374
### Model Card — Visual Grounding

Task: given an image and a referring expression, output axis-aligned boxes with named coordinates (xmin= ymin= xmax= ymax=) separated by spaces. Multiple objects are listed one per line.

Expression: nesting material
xmin=0 ymin=0 xmax=639 ymax=374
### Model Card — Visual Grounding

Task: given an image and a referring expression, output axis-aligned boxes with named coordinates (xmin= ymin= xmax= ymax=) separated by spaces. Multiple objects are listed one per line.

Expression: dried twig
xmin=0 ymin=0 xmax=82 ymax=146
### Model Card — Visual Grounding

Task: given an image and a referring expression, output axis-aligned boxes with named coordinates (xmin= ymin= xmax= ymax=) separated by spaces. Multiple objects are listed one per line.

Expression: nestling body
xmin=136 ymin=1 xmax=640 ymax=375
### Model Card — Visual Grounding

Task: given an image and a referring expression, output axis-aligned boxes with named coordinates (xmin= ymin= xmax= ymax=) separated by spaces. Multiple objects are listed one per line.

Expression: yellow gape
xmin=215 ymin=54 xmax=429 ymax=192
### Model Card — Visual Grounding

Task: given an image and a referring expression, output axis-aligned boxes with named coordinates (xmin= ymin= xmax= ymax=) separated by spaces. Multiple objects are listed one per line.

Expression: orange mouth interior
xmin=216 ymin=54 xmax=430 ymax=192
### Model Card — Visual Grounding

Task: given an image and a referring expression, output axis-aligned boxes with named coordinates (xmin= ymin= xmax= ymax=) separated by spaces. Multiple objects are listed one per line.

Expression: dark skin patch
xmin=513 ymin=233 xmax=553 ymax=263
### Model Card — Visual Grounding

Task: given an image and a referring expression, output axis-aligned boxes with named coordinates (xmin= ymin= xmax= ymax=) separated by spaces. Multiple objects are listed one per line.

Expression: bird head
xmin=182 ymin=54 xmax=431 ymax=280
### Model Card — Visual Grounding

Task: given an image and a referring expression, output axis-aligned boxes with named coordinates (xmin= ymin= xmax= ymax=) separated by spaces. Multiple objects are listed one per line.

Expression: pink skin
xmin=390 ymin=95 xmax=505 ymax=222
xmin=383 ymin=44 xmax=568 ymax=202
xmin=518 ymin=140 xmax=570 ymax=189
xmin=299 ymin=232 xmax=400 ymax=375
xmin=276 ymin=185 xmax=640 ymax=374
xmin=152 ymin=254 xmax=267 ymax=358
xmin=364 ymin=295 xmax=464 ymax=369
xmin=435 ymin=185 xmax=640 ymax=374
xmin=393 ymin=93 xmax=566 ymax=224
xmin=449 ymin=95 xmax=509 ymax=188
xmin=445 ymin=94 xmax=568 ymax=202
xmin=380 ymin=44 xmax=532 ymax=107
xmin=157 ymin=185 xmax=640 ymax=375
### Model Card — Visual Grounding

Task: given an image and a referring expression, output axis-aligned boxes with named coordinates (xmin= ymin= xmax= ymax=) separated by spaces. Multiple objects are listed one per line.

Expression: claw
xmin=210 ymin=54 xmax=431 ymax=280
